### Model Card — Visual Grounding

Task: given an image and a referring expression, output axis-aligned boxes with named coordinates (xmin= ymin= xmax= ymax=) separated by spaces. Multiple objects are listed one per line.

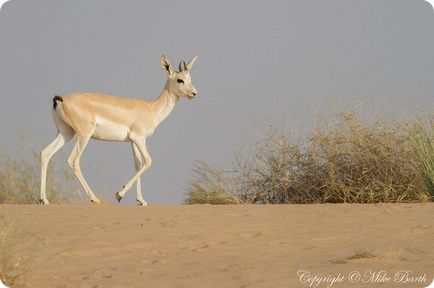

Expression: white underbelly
xmin=92 ymin=119 xmax=129 ymax=142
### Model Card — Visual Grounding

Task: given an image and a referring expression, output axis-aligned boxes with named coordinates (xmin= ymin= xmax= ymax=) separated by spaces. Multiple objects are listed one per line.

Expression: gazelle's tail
xmin=52 ymin=95 xmax=63 ymax=109
xmin=51 ymin=95 xmax=73 ymax=129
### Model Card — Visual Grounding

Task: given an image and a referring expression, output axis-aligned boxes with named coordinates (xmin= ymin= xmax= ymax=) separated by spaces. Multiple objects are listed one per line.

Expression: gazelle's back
xmin=59 ymin=93 xmax=154 ymax=141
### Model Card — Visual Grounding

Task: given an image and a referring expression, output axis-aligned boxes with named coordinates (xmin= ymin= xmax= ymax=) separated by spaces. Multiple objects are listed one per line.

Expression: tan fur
xmin=59 ymin=92 xmax=161 ymax=140
xmin=40 ymin=55 xmax=198 ymax=205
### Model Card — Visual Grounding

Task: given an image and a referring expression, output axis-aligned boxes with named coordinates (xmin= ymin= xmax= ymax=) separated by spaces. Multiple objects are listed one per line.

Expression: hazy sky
xmin=1 ymin=0 xmax=434 ymax=204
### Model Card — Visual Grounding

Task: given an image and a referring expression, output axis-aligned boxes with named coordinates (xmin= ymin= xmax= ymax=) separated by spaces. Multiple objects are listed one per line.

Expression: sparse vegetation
xmin=0 ymin=220 xmax=29 ymax=287
xmin=186 ymin=110 xmax=433 ymax=204
xmin=0 ymin=144 xmax=79 ymax=204
xmin=186 ymin=161 xmax=241 ymax=204
xmin=348 ymin=250 xmax=377 ymax=260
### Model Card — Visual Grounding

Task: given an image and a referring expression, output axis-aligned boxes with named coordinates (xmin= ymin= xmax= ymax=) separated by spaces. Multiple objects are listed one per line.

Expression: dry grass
xmin=0 ymin=219 xmax=30 ymax=287
xmin=185 ymin=161 xmax=241 ymax=204
xmin=0 ymin=145 xmax=80 ymax=204
xmin=347 ymin=250 xmax=377 ymax=260
xmin=186 ymin=110 xmax=433 ymax=204
xmin=0 ymin=216 xmax=49 ymax=287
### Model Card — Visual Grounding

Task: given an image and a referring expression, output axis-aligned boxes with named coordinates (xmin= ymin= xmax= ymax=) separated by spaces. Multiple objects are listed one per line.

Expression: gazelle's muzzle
xmin=188 ymin=91 xmax=197 ymax=99
xmin=188 ymin=88 xmax=197 ymax=99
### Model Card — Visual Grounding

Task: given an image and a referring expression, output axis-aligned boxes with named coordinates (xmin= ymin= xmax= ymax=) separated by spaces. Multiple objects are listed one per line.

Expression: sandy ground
xmin=0 ymin=204 xmax=433 ymax=288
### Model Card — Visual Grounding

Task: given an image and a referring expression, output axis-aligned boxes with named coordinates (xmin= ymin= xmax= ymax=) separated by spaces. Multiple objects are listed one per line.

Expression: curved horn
xmin=178 ymin=61 xmax=184 ymax=72
xmin=183 ymin=61 xmax=187 ymax=71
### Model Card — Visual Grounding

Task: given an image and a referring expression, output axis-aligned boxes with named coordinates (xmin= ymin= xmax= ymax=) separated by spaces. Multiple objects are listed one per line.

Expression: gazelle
xmin=40 ymin=54 xmax=198 ymax=205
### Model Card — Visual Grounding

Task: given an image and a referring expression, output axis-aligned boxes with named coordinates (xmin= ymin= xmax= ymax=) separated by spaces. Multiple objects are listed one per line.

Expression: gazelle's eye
xmin=177 ymin=79 xmax=184 ymax=84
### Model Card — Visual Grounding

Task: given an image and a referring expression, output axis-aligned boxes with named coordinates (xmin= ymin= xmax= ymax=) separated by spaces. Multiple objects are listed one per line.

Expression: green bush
xmin=411 ymin=117 xmax=434 ymax=198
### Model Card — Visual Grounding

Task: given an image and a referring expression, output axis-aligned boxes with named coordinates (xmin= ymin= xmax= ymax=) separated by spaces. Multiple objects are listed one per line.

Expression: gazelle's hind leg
xmin=132 ymin=143 xmax=147 ymax=206
xmin=68 ymin=135 xmax=101 ymax=204
xmin=40 ymin=126 xmax=75 ymax=204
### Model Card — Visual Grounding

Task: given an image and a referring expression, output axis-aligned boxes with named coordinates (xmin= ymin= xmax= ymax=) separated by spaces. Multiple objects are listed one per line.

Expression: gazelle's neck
xmin=152 ymin=81 xmax=179 ymax=127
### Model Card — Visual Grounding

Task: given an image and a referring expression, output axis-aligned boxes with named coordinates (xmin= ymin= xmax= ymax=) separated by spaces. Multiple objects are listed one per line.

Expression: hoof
xmin=137 ymin=200 xmax=148 ymax=206
xmin=91 ymin=199 xmax=101 ymax=205
xmin=116 ymin=192 xmax=123 ymax=203
xmin=39 ymin=199 xmax=49 ymax=205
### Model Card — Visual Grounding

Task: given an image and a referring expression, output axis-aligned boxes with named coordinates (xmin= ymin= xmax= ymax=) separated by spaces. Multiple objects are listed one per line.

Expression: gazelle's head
xmin=161 ymin=54 xmax=198 ymax=100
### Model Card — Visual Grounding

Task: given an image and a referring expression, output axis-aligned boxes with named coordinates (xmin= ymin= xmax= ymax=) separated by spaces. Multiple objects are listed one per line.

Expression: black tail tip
xmin=53 ymin=95 xmax=63 ymax=109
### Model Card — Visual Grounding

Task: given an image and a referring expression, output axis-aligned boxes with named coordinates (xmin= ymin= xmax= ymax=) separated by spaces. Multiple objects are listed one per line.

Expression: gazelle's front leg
xmin=116 ymin=136 xmax=152 ymax=204
xmin=131 ymin=143 xmax=147 ymax=206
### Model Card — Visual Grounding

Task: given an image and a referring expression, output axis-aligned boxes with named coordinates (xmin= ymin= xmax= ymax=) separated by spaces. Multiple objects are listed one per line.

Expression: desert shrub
xmin=0 ymin=146 xmax=79 ymax=204
xmin=186 ymin=111 xmax=432 ymax=204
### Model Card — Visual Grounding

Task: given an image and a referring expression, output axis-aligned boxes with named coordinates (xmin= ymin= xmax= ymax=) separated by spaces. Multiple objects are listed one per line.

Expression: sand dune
xmin=0 ymin=204 xmax=433 ymax=288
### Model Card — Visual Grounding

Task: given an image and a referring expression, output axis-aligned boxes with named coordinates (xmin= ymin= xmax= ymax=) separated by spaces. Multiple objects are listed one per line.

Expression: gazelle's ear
xmin=186 ymin=56 xmax=198 ymax=71
xmin=161 ymin=54 xmax=174 ymax=76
